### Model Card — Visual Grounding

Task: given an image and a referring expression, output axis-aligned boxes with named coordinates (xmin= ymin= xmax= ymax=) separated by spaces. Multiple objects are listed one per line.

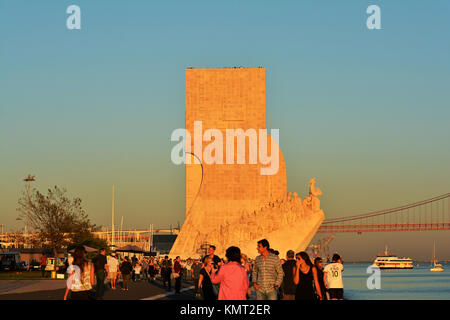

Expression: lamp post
xmin=16 ymin=217 xmax=24 ymax=248
xmin=112 ymin=185 xmax=115 ymax=248
xmin=23 ymin=174 xmax=35 ymax=248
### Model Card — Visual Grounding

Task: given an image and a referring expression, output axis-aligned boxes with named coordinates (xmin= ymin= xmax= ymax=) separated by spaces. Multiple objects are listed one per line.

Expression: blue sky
xmin=1 ymin=1 xmax=449 ymax=260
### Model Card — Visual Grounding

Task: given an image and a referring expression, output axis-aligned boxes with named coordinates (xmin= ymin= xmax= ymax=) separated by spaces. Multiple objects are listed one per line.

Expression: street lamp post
xmin=16 ymin=217 xmax=25 ymax=248
xmin=112 ymin=185 xmax=115 ymax=248
xmin=23 ymin=174 xmax=35 ymax=248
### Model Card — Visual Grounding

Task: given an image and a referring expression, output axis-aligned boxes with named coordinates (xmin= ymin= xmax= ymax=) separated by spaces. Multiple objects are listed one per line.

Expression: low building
xmin=0 ymin=248 xmax=65 ymax=265
xmin=152 ymin=234 xmax=177 ymax=254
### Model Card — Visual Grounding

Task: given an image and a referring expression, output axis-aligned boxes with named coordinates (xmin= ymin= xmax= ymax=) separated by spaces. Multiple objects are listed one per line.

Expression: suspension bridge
xmin=317 ymin=193 xmax=450 ymax=234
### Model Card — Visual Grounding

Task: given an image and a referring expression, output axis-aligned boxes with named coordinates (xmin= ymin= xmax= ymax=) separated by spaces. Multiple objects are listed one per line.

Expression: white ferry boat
xmin=372 ymin=246 xmax=413 ymax=270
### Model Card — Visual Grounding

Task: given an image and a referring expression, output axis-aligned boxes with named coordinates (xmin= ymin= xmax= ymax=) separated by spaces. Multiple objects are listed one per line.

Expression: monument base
xmin=169 ymin=185 xmax=325 ymax=259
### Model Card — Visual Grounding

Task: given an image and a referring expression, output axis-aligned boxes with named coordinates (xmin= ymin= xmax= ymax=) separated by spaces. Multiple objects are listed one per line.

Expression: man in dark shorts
xmin=323 ymin=253 xmax=344 ymax=300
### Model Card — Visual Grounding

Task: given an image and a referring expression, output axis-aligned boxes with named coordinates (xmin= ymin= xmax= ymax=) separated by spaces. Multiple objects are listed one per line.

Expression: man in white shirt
xmin=107 ymin=253 xmax=120 ymax=290
xmin=323 ymin=253 xmax=344 ymax=300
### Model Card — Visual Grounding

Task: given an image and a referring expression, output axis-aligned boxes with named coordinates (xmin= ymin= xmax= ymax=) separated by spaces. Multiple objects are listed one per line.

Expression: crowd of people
xmin=64 ymin=240 xmax=344 ymax=301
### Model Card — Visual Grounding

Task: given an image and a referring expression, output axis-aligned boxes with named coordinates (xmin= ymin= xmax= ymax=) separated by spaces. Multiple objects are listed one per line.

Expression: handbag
xmin=172 ymin=272 xmax=180 ymax=279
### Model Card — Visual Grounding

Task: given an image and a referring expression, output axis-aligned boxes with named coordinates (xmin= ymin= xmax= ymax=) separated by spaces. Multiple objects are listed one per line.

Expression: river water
xmin=342 ymin=262 xmax=450 ymax=300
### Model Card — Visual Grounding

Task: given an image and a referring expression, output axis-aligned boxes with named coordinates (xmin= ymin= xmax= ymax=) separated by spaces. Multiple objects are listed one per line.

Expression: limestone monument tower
xmin=169 ymin=67 xmax=325 ymax=258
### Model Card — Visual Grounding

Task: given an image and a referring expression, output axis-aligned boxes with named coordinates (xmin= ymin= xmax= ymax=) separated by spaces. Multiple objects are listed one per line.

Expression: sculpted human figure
xmin=257 ymin=225 xmax=263 ymax=237
xmin=309 ymin=177 xmax=322 ymax=212
xmin=309 ymin=178 xmax=322 ymax=197
xmin=287 ymin=208 xmax=295 ymax=224
xmin=281 ymin=209 xmax=289 ymax=226
xmin=293 ymin=192 xmax=302 ymax=207
xmin=303 ymin=196 xmax=312 ymax=211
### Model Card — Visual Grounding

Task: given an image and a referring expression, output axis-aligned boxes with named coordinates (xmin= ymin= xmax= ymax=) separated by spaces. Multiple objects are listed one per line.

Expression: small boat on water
xmin=372 ymin=246 xmax=413 ymax=269
xmin=430 ymin=241 xmax=444 ymax=272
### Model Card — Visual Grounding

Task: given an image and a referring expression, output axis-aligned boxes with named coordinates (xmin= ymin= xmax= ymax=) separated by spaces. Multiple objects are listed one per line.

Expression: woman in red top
xmin=211 ymin=246 xmax=249 ymax=300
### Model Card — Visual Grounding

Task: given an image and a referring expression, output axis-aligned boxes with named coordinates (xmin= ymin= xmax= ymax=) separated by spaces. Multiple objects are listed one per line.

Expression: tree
xmin=17 ymin=186 xmax=96 ymax=263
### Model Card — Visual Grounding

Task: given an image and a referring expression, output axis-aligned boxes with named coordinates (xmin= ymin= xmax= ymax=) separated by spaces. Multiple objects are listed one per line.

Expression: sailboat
xmin=430 ymin=240 xmax=444 ymax=272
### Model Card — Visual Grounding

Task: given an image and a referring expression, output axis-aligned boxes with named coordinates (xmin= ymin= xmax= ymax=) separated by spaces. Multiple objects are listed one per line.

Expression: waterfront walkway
xmin=0 ymin=276 xmax=198 ymax=300
xmin=0 ymin=279 xmax=66 ymax=296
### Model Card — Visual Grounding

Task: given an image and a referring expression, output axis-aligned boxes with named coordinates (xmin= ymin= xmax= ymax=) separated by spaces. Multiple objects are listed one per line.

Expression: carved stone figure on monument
xmin=280 ymin=198 xmax=287 ymax=212
xmin=309 ymin=178 xmax=322 ymax=197
xmin=281 ymin=209 xmax=288 ymax=226
xmin=308 ymin=177 xmax=322 ymax=212
xmin=303 ymin=196 xmax=312 ymax=211
xmin=293 ymin=192 xmax=303 ymax=209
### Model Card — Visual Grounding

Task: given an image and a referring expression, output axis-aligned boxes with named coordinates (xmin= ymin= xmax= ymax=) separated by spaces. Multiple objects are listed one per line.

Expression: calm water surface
xmin=343 ymin=262 xmax=450 ymax=300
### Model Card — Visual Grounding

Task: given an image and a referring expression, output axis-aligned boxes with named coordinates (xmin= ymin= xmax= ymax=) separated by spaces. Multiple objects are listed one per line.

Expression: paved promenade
xmin=0 ymin=276 xmax=198 ymax=300
xmin=0 ymin=280 xmax=66 ymax=296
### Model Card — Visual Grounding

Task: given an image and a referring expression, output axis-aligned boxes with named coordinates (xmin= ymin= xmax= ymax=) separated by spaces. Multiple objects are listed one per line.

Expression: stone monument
xmin=169 ymin=67 xmax=325 ymax=258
